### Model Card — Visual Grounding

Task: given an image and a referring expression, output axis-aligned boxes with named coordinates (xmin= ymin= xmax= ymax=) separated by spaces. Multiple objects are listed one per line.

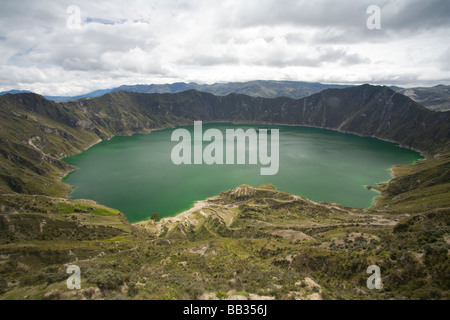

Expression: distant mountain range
xmin=2 ymin=81 xmax=449 ymax=111
xmin=41 ymin=81 xmax=352 ymax=102
xmin=0 ymin=90 xmax=32 ymax=95
xmin=395 ymin=85 xmax=450 ymax=112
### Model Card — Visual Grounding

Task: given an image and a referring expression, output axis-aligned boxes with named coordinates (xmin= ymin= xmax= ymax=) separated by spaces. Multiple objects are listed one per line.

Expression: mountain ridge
xmin=0 ymin=84 xmax=449 ymax=198
xmin=397 ymin=85 xmax=450 ymax=112
xmin=41 ymin=80 xmax=352 ymax=102
xmin=4 ymin=80 xmax=450 ymax=112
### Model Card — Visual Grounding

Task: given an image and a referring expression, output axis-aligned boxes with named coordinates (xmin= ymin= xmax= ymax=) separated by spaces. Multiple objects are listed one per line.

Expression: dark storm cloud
xmin=382 ymin=0 xmax=450 ymax=31
xmin=230 ymin=0 xmax=450 ymax=30
xmin=229 ymin=0 xmax=450 ymax=43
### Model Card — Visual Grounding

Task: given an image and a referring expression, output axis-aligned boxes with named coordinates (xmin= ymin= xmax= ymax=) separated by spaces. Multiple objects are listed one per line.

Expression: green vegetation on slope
xmin=0 ymin=184 xmax=448 ymax=300
xmin=374 ymin=154 xmax=450 ymax=213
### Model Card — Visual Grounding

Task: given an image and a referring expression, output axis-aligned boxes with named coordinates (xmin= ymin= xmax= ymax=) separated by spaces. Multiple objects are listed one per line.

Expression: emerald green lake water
xmin=62 ymin=123 xmax=422 ymax=223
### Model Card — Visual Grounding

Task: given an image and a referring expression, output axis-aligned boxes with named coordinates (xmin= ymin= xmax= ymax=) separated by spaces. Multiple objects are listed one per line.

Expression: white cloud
xmin=0 ymin=0 xmax=449 ymax=95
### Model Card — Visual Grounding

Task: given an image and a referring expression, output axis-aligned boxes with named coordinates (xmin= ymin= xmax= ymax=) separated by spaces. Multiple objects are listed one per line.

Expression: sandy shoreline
xmin=160 ymin=199 xmax=210 ymax=223
xmin=135 ymin=197 xmax=215 ymax=226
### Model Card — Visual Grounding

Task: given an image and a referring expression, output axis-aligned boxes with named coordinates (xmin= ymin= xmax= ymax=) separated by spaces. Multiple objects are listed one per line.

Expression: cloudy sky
xmin=0 ymin=0 xmax=449 ymax=96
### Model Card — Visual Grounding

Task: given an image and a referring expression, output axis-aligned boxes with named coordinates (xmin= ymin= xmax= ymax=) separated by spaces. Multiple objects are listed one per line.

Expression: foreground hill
xmin=1 ymin=183 xmax=448 ymax=300
xmin=0 ymin=84 xmax=448 ymax=299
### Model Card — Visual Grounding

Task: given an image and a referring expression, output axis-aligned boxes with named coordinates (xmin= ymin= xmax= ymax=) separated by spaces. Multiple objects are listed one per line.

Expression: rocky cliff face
xmin=64 ymin=84 xmax=448 ymax=153
xmin=7 ymin=85 xmax=450 ymax=147
xmin=0 ymin=84 xmax=449 ymax=195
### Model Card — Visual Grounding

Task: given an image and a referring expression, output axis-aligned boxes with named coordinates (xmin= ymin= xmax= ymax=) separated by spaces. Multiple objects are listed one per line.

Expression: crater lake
xmin=62 ymin=123 xmax=422 ymax=223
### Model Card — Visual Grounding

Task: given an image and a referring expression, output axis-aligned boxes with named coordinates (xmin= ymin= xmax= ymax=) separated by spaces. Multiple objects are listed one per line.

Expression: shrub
xmin=90 ymin=269 xmax=127 ymax=290
xmin=216 ymin=291 xmax=229 ymax=299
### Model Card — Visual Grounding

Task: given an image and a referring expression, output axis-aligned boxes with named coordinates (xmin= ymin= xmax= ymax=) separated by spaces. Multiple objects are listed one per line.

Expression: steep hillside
xmin=1 ymin=84 xmax=449 ymax=196
xmin=68 ymin=85 xmax=450 ymax=154
xmin=373 ymin=153 xmax=450 ymax=213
